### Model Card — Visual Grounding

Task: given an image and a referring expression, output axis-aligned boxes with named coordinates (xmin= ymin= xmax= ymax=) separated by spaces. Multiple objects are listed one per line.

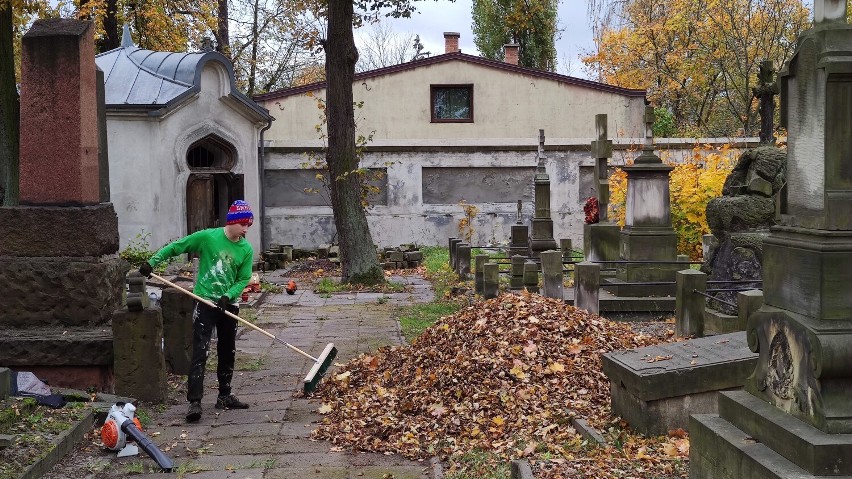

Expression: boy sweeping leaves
xmin=139 ymin=200 xmax=254 ymax=422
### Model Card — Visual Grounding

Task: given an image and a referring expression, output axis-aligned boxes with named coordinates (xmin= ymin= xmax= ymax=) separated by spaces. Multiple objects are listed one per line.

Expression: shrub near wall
xmin=609 ymin=144 xmax=737 ymax=260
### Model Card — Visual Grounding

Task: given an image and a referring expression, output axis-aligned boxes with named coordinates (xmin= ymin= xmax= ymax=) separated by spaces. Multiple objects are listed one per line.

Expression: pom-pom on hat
xmin=226 ymin=200 xmax=253 ymax=226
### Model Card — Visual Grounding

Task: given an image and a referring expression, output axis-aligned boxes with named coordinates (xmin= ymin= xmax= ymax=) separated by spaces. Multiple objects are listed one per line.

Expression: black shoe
xmin=186 ymin=401 xmax=202 ymax=422
xmin=215 ymin=394 xmax=249 ymax=409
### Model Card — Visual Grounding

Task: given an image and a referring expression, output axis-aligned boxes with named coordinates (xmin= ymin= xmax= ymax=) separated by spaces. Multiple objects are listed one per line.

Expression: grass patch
xmin=419 ymin=247 xmax=461 ymax=299
xmin=0 ymin=397 xmax=88 ymax=479
xmin=260 ymin=281 xmax=283 ymax=293
xmin=395 ymin=247 xmax=469 ymax=341
xmin=444 ymin=450 xmax=510 ymax=479
xmin=315 ymin=278 xmax=352 ymax=294
xmin=236 ymin=354 xmax=267 ymax=371
xmin=239 ymin=307 xmax=258 ymax=324
xmin=421 ymin=246 xmax=449 ymax=272
xmin=397 ymin=302 xmax=462 ymax=341
xmin=315 ymin=277 xmax=408 ymax=295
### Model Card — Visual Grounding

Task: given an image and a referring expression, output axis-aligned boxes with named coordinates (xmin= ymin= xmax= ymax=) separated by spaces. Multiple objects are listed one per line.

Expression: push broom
xmin=150 ymin=273 xmax=337 ymax=394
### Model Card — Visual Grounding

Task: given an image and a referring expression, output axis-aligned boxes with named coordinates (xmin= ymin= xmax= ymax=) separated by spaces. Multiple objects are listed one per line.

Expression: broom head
xmin=303 ymin=343 xmax=337 ymax=394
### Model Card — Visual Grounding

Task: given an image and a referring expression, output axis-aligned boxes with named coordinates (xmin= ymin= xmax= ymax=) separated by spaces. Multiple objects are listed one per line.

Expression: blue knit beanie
xmin=226 ymin=200 xmax=253 ymax=226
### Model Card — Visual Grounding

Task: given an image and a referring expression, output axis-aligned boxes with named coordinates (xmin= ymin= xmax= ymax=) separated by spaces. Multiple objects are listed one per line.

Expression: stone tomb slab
xmin=601 ymin=331 xmax=757 ymax=436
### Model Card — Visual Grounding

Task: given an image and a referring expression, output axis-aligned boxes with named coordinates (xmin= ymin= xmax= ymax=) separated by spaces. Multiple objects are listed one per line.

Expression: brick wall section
xmin=444 ymin=32 xmax=460 ymax=53
xmin=504 ymin=44 xmax=519 ymax=65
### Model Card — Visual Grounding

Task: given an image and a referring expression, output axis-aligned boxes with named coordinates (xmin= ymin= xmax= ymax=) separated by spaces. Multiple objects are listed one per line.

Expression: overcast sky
xmin=358 ymin=0 xmax=596 ymax=78
xmin=362 ymin=0 xmax=819 ymax=80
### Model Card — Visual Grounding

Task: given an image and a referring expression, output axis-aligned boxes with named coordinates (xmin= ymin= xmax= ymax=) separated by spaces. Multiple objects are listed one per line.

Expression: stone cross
xmin=634 ymin=105 xmax=661 ymax=164
xmin=814 ymin=0 xmax=846 ymax=24
xmin=752 ymin=60 xmax=779 ymax=145
xmin=591 ymin=114 xmax=613 ymax=221
xmin=530 ymin=128 xmax=557 ymax=256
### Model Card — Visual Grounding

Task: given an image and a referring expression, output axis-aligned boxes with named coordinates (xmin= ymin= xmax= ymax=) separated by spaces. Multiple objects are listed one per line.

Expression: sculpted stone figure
xmin=702 ymin=146 xmax=786 ymax=313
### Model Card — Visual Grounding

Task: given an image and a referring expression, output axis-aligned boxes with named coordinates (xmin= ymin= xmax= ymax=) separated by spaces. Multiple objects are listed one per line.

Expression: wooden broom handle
xmin=149 ymin=273 xmax=317 ymax=362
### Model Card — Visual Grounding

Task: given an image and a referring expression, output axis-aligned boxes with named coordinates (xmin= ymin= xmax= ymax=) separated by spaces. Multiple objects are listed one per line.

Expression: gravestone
xmin=528 ymin=130 xmax=558 ymax=257
xmin=0 ymin=19 xmax=126 ymax=391
xmin=509 ymin=200 xmax=530 ymax=257
xmin=615 ymin=106 xmax=679 ymax=296
xmin=691 ymin=3 xmax=852 ymax=476
xmin=112 ymin=273 xmax=167 ymax=402
xmin=603 ymin=332 xmax=757 ymax=436
xmin=583 ymin=114 xmax=621 ymax=263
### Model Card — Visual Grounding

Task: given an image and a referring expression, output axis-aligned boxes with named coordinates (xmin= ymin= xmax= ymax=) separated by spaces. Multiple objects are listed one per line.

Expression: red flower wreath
xmin=584 ymin=197 xmax=600 ymax=224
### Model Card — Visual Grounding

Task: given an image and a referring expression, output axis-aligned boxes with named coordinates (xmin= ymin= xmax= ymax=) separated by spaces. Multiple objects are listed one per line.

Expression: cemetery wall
xmin=262 ymin=137 xmax=759 ymax=249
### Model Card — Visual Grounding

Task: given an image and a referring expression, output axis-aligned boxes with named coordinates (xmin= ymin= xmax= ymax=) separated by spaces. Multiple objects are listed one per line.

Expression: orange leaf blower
xmin=101 ymin=403 xmax=174 ymax=471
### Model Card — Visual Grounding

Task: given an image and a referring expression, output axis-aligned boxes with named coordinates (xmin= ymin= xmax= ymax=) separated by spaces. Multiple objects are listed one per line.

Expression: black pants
xmin=187 ymin=301 xmax=238 ymax=403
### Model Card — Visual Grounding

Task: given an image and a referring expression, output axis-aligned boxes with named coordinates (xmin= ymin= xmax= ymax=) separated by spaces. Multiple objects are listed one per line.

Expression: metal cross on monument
xmin=634 ymin=105 xmax=661 ymax=164
xmin=752 ymin=60 xmax=778 ymax=145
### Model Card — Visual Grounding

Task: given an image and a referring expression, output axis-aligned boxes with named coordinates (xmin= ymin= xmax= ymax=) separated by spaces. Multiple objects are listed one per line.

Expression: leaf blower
xmin=101 ymin=402 xmax=174 ymax=472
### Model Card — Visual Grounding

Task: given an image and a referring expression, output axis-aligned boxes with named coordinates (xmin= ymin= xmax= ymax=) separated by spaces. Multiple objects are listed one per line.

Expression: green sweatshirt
xmin=148 ymin=228 xmax=254 ymax=302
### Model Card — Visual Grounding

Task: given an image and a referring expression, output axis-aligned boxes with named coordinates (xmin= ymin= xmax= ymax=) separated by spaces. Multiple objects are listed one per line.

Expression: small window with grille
xmin=431 ymin=84 xmax=473 ymax=123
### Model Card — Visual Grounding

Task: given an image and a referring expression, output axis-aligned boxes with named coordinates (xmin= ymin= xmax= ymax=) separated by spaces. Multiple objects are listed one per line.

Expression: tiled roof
xmin=253 ymin=51 xmax=646 ymax=102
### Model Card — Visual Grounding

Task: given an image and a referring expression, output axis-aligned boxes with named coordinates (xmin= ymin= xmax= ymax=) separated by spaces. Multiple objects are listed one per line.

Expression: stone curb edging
xmin=20 ymin=408 xmax=94 ymax=479
xmin=430 ymin=456 xmax=443 ymax=478
xmin=511 ymin=459 xmax=534 ymax=479
xmin=571 ymin=417 xmax=607 ymax=445
xmin=505 ymin=420 xmax=606 ymax=479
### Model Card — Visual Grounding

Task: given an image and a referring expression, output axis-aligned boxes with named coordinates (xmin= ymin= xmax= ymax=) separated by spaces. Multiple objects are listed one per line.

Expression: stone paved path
xmin=66 ymin=273 xmax=437 ymax=479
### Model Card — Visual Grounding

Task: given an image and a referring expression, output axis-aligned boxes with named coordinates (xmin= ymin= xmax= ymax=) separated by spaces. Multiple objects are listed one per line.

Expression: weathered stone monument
xmin=112 ymin=273 xmax=167 ymax=402
xmin=583 ymin=114 xmax=620 ymax=263
xmin=702 ymin=146 xmax=785 ymax=314
xmin=614 ymin=106 xmax=678 ymax=296
xmin=702 ymin=62 xmax=786 ymax=315
xmin=528 ymin=129 xmax=558 ymax=257
xmin=509 ymin=200 xmax=530 ymax=257
xmin=0 ymin=19 xmax=126 ymax=390
xmin=691 ymin=2 xmax=852 ymax=475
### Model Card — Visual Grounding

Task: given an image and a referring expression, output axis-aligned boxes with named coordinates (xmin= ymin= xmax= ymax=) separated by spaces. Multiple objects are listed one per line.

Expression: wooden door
xmin=187 ymin=174 xmax=214 ymax=235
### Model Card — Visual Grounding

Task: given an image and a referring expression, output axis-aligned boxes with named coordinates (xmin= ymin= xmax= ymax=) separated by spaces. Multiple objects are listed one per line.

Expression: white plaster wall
xmin=262 ymin=140 xmax=753 ymax=249
xmin=107 ymin=63 xmax=265 ymax=257
xmin=260 ymin=60 xmax=646 ymax=143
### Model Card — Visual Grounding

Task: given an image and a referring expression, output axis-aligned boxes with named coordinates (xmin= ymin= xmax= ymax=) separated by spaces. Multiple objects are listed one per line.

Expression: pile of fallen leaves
xmin=312 ymin=292 xmax=685 ymax=474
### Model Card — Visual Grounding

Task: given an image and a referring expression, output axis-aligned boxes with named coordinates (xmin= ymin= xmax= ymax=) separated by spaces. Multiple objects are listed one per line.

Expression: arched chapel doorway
xmin=185 ymin=135 xmax=244 ymax=235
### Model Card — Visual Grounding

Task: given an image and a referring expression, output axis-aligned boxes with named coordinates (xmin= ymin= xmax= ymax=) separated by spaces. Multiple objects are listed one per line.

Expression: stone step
xmin=0 ymin=327 xmax=113 ymax=366
xmin=718 ymin=390 xmax=852 ymax=475
xmin=690 ymin=413 xmax=852 ymax=479
xmin=564 ymin=288 xmax=676 ymax=320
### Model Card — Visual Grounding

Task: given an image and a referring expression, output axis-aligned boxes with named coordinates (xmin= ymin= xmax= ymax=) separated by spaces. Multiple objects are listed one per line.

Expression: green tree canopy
xmin=471 ymin=0 xmax=558 ymax=71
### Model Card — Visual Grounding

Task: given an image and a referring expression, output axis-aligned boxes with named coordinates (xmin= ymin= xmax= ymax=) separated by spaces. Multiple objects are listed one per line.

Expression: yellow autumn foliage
xmin=609 ymin=144 xmax=737 ymax=260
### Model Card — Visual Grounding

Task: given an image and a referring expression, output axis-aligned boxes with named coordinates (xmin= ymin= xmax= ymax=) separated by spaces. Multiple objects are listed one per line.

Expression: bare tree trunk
xmin=99 ymin=0 xmax=120 ymax=52
xmin=0 ymin=3 xmax=19 ymax=206
xmin=217 ymin=0 xmax=230 ymax=57
xmin=325 ymin=0 xmax=383 ymax=285
xmin=247 ymin=0 xmax=259 ymax=96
